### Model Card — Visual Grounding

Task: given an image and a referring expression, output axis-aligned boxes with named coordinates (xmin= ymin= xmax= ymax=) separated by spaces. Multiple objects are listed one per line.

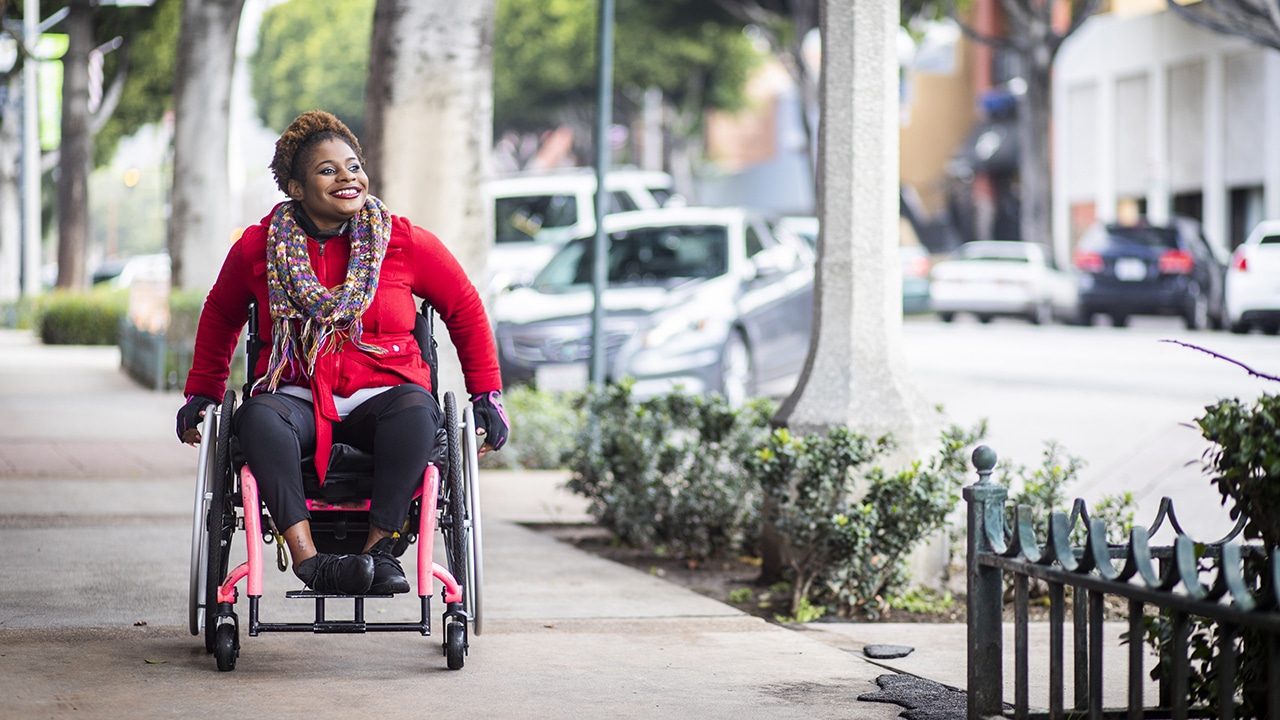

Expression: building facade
xmin=1053 ymin=9 xmax=1280 ymax=264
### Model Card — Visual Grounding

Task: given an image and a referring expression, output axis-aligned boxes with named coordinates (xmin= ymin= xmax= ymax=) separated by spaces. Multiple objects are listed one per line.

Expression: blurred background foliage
xmin=249 ymin=0 xmax=375 ymax=139
xmin=89 ymin=0 xmax=181 ymax=169
xmin=248 ymin=0 xmax=756 ymax=156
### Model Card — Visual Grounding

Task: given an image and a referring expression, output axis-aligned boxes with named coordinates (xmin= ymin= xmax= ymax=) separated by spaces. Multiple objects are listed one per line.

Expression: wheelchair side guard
xmin=419 ymin=464 xmax=464 ymax=605
xmin=215 ymin=463 xmax=463 ymax=606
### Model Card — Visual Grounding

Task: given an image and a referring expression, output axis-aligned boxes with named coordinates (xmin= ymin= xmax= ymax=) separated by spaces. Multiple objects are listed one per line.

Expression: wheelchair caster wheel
xmin=444 ymin=620 xmax=466 ymax=670
xmin=214 ymin=622 xmax=239 ymax=672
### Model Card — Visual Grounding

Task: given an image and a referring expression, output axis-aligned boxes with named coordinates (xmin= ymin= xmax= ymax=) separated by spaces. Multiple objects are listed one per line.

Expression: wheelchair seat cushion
xmin=301 ymin=427 xmax=448 ymax=501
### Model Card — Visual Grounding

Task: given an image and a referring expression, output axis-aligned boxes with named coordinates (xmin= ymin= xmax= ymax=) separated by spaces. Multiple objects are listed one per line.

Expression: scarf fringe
xmin=255 ymin=197 xmax=392 ymax=394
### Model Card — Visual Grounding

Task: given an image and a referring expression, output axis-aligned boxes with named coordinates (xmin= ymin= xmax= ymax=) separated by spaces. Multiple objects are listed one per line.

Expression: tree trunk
xmin=1018 ymin=56 xmax=1054 ymax=263
xmin=0 ymin=74 xmax=22 ymax=303
xmin=55 ymin=0 xmax=93 ymax=290
xmin=168 ymin=0 xmax=244 ymax=292
xmin=764 ymin=0 xmax=933 ymax=583
xmin=364 ymin=0 xmax=496 ymax=395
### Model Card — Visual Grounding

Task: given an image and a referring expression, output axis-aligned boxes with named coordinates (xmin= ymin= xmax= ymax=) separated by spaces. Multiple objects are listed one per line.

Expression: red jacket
xmin=185 ymin=204 xmax=502 ymax=479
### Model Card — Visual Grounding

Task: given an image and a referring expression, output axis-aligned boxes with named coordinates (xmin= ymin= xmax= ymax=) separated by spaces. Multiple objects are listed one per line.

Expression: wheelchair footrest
xmin=286 ymin=590 xmax=394 ymax=599
xmin=248 ymin=594 xmax=433 ymax=636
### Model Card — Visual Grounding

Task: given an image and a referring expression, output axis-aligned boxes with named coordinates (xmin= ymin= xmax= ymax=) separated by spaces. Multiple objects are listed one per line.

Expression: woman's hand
xmin=469 ymin=391 xmax=509 ymax=454
xmin=176 ymin=395 xmax=219 ymax=446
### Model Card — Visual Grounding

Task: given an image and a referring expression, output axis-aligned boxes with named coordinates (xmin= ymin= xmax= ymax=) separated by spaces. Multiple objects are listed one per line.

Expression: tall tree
xmin=93 ymin=0 xmax=181 ymax=169
xmin=945 ymin=0 xmax=1101 ymax=259
xmin=54 ymin=0 xmax=92 ymax=289
xmin=363 ymin=0 xmax=496 ymax=394
xmin=1165 ymin=0 xmax=1280 ymax=50
xmin=249 ymin=0 xmax=374 ymax=137
xmin=51 ymin=0 xmax=170 ymax=289
xmin=492 ymin=0 xmax=756 ymax=169
xmin=168 ymin=0 xmax=245 ymax=291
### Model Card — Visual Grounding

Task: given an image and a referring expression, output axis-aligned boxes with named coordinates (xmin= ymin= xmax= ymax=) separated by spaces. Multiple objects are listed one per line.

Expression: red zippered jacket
xmin=184 ymin=203 xmax=502 ymax=480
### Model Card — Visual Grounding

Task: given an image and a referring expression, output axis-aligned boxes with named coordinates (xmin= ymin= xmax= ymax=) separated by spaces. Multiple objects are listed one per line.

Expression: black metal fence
xmin=965 ymin=445 xmax=1280 ymax=719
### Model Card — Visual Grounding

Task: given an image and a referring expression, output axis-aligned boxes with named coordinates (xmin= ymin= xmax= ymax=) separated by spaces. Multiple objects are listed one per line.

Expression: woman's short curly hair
xmin=269 ymin=110 xmax=364 ymax=195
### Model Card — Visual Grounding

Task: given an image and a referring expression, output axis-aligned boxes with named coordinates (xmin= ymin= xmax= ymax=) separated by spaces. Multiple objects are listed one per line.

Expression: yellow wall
xmin=899 ymin=37 xmax=980 ymax=216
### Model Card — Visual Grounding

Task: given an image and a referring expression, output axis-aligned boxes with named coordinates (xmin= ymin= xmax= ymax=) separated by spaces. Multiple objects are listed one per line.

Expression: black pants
xmin=234 ymin=385 xmax=442 ymax=534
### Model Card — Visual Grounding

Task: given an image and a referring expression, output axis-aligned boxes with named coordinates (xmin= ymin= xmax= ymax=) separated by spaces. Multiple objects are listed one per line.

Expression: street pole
xmin=20 ymin=0 xmax=40 ymax=296
xmin=589 ymin=0 xmax=614 ymax=388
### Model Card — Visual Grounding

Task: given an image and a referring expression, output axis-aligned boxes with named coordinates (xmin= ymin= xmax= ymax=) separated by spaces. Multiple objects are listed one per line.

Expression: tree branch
xmin=1160 ymin=339 xmax=1280 ymax=383
xmin=91 ymin=39 xmax=130 ymax=136
xmin=1165 ymin=0 xmax=1280 ymax=51
xmin=944 ymin=1 xmax=1016 ymax=52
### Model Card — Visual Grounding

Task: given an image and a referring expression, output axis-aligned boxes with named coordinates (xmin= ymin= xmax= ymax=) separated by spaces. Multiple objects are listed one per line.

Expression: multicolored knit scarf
xmin=254 ymin=196 xmax=392 ymax=393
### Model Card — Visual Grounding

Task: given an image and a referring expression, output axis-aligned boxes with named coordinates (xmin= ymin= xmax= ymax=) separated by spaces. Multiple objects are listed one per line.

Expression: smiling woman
xmin=180 ymin=110 xmax=509 ymax=596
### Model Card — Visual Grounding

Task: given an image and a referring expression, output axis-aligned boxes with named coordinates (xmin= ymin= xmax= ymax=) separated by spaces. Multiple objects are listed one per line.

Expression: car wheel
xmin=1029 ymin=301 xmax=1051 ymax=326
xmin=938 ymin=312 xmax=955 ymax=323
xmin=1264 ymin=323 xmax=1280 ymax=336
xmin=1110 ymin=314 xmax=1129 ymax=328
xmin=1184 ymin=291 xmax=1209 ymax=331
xmin=1230 ymin=321 xmax=1249 ymax=334
xmin=977 ymin=314 xmax=994 ymax=324
xmin=719 ymin=331 xmax=753 ymax=409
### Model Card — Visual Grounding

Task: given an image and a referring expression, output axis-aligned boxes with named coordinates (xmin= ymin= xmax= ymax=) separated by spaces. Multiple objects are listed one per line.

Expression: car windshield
xmin=953 ymin=243 xmax=1029 ymax=262
xmin=495 ymin=194 xmax=578 ymax=244
xmin=1094 ymin=225 xmax=1178 ymax=249
xmin=534 ymin=225 xmax=729 ymax=290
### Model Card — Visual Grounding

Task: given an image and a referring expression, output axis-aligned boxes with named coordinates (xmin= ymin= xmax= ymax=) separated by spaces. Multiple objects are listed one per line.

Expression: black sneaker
xmin=367 ymin=537 xmax=410 ymax=595
xmin=295 ymin=553 xmax=375 ymax=595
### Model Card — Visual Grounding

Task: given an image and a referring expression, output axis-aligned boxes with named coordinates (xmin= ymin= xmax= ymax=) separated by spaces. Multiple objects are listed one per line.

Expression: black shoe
xmin=295 ymin=553 xmax=374 ymax=595
xmin=367 ymin=537 xmax=411 ymax=595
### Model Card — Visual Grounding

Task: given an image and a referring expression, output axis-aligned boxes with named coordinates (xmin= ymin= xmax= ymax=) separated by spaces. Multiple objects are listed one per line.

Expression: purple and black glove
xmin=176 ymin=394 xmax=219 ymax=443
xmin=469 ymin=390 xmax=509 ymax=451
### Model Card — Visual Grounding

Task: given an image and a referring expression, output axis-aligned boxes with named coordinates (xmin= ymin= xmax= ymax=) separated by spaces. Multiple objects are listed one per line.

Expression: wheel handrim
xmin=188 ymin=406 xmax=218 ymax=636
xmin=463 ymin=406 xmax=484 ymax=635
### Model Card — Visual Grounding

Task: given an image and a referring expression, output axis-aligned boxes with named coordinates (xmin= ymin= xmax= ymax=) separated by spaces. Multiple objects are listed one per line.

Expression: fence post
xmin=965 ymin=445 xmax=1006 ymax=719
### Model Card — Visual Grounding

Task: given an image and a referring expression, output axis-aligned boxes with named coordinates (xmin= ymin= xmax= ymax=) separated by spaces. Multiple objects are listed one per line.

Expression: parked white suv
xmin=485 ymin=168 xmax=679 ymax=294
xmin=1226 ymin=218 xmax=1280 ymax=333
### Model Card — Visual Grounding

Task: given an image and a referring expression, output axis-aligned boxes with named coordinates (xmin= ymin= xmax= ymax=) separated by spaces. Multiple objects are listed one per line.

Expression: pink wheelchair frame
xmin=189 ymin=302 xmax=483 ymax=672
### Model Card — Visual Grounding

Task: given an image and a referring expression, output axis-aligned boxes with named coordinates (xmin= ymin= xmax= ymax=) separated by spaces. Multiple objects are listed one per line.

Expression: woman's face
xmin=287 ymin=138 xmax=369 ymax=232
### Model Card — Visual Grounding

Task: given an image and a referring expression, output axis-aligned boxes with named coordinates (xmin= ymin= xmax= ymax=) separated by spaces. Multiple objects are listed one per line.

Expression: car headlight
xmin=643 ymin=310 xmax=715 ymax=348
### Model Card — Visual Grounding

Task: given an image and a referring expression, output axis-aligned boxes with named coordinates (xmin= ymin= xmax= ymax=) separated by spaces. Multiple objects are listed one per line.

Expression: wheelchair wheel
xmin=461 ymin=405 xmax=485 ymax=636
xmin=441 ymin=393 xmax=467 ymax=587
xmin=204 ymin=390 xmax=237 ymax=654
xmin=188 ymin=399 xmax=220 ymax=636
xmin=443 ymin=619 xmax=466 ymax=670
xmin=214 ymin=620 xmax=239 ymax=672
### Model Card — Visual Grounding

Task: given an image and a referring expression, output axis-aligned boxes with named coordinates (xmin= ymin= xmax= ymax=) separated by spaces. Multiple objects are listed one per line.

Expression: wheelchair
xmin=187 ymin=301 xmax=484 ymax=672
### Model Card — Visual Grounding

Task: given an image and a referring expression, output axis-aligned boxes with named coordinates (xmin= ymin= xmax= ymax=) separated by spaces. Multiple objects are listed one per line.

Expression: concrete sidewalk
xmin=0 ymin=328 xmax=1137 ymax=717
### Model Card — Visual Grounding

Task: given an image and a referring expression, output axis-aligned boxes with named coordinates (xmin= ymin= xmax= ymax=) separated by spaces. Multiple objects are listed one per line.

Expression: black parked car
xmin=1073 ymin=218 xmax=1227 ymax=329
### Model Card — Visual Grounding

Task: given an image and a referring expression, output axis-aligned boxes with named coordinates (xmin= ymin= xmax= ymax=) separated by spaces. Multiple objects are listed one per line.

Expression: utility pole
xmin=20 ymin=0 xmax=41 ymax=296
xmin=589 ymin=0 xmax=615 ymax=388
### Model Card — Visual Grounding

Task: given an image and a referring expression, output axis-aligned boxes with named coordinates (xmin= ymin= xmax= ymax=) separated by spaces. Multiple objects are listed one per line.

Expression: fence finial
xmin=972 ymin=445 xmax=997 ymax=485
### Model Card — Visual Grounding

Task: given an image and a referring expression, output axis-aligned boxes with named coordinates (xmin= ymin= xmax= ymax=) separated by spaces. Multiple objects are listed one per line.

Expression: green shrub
xmin=1129 ymin=393 xmax=1280 ymax=717
xmin=565 ymin=381 xmax=776 ymax=561
xmin=1197 ymin=394 xmax=1280 ymax=546
xmin=749 ymin=420 xmax=986 ymax=618
xmin=38 ymin=290 xmax=128 ymax=345
xmin=480 ymin=385 xmax=584 ymax=470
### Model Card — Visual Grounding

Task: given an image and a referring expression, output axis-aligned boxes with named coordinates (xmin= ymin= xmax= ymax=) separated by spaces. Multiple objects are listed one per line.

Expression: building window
xmin=1117 ymin=197 xmax=1146 ymax=226
xmin=1172 ymin=192 xmax=1203 ymax=222
xmin=1229 ymin=186 xmax=1264 ymax=250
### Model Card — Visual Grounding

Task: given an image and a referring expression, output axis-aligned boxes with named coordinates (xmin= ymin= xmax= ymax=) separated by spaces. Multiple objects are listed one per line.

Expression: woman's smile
xmin=289 ymin=137 xmax=370 ymax=232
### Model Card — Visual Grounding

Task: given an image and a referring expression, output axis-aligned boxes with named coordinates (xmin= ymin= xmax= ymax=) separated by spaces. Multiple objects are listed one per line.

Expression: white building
xmin=1053 ymin=9 xmax=1280 ymax=265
